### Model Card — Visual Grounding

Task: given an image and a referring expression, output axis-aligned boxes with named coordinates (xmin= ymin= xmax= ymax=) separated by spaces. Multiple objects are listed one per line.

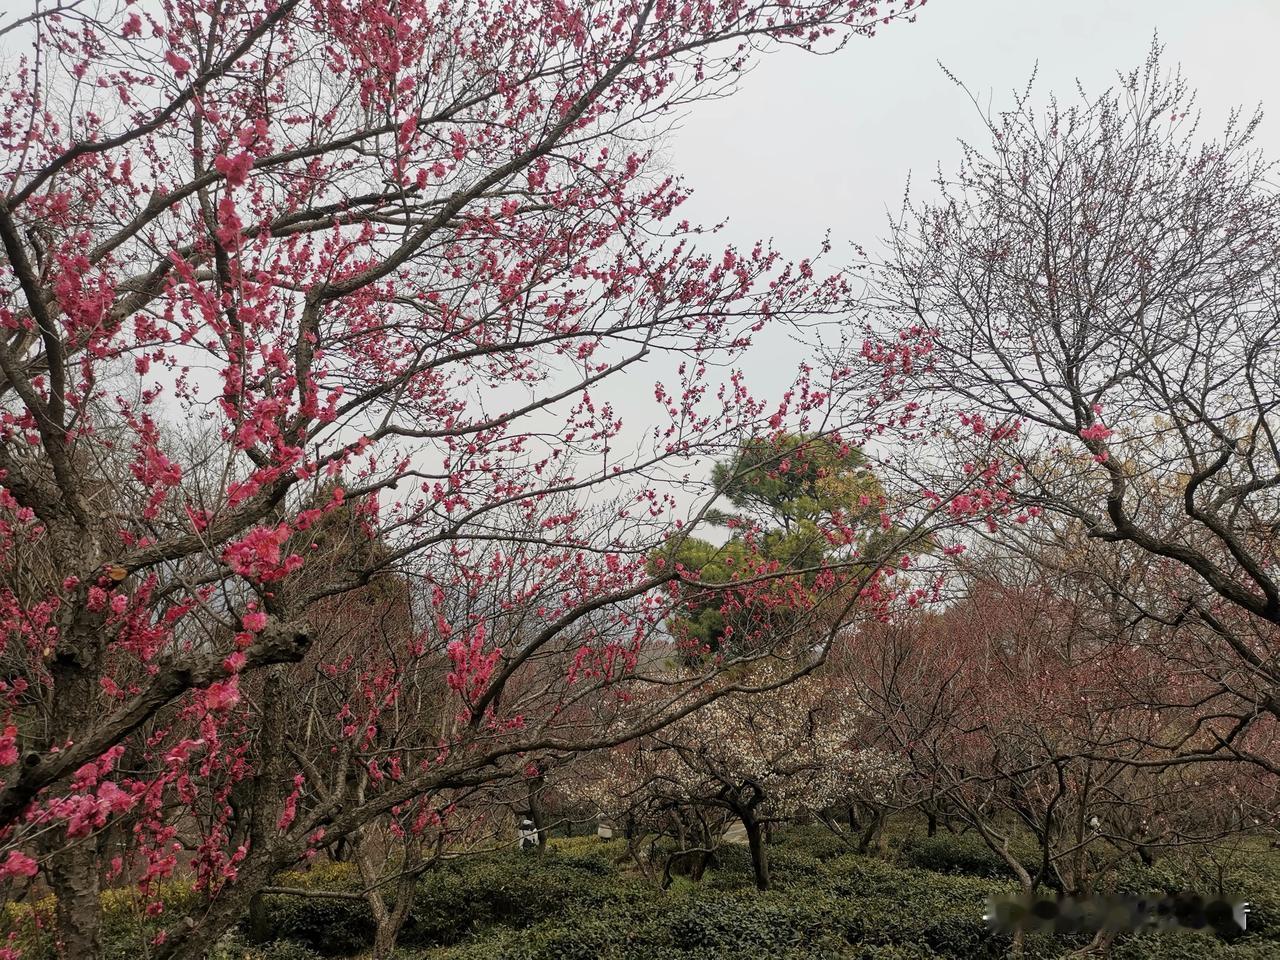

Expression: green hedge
xmin=894 ymin=832 xmax=1038 ymax=882
xmin=0 ymin=881 xmax=204 ymax=960
xmin=423 ymin=846 xmax=1023 ymax=960
xmin=249 ymin=844 xmax=641 ymax=954
xmin=209 ymin=941 xmax=328 ymax=960
xmin=5 ymin=827 xmax=1279 ymax=960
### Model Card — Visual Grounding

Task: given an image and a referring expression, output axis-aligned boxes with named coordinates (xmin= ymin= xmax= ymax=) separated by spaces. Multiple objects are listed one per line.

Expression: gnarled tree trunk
xmin=740 ymin=811 xmax=770 ymax=891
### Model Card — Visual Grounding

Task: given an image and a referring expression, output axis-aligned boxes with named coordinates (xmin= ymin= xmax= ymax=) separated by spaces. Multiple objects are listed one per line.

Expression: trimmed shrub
xmin=7 ymin=823 xmax=1279 ymax=960
xmin=0 ymin=880 xmax=204 ymax=960
xmin=209 ymin=941 xmax=327 ymax=960
xmin=895 ymin=832 xmax=1036 ymax=882
xmin=847 ymin=947 xmax=942 ymax=960
xmin=400 ymin=847 xmax=642 ymax=948
xmin=771 ymin=825 xmax=861 ymax=865
xmin=1110 ymin=930 xmax=1280 ymax=960
xmin=254 ymin=862 xmax=373 ymax=955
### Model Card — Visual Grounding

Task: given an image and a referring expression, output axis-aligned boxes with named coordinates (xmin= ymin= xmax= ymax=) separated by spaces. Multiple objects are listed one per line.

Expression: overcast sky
xmin=669 ymin=0 xmax=1280 ymax=257
xmin=643 ymin=0 xmax=1280 ymax=411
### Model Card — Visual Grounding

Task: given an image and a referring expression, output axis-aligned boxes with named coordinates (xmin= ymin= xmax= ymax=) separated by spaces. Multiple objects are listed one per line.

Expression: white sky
xmin=669 ymin=0 xmax=1280 ymax=258
xmin=648 ymin=0 xmax=1280 ymax=409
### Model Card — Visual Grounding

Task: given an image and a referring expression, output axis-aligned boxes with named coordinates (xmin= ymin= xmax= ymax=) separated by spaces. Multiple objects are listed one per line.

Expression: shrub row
xmin=5 ymin=828 xmax=1279 ymax=959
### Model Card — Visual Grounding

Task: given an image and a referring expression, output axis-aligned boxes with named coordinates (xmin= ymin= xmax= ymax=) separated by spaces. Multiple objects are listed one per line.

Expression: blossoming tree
xmin=866 ymin=47 xmax=1280 ymax=768
xmin=0 ymin=0 xmax=942 ymax=956
xmin=572 ymin=671 xmax=855 ymax=890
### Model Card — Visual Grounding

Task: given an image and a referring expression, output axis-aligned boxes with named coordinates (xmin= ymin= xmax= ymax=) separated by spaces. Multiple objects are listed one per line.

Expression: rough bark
xmin=46 ymin=838 xmax=103 ymax=959
xmin=741 ymin=811 xmax=770 ymax=891
xmin=354 ymin=835 xmax=424 ymax=959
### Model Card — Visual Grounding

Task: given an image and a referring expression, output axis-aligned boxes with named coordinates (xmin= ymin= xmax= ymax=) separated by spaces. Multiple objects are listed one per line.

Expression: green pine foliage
xmin=652 ymin=434 xmax=886 ymax=660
